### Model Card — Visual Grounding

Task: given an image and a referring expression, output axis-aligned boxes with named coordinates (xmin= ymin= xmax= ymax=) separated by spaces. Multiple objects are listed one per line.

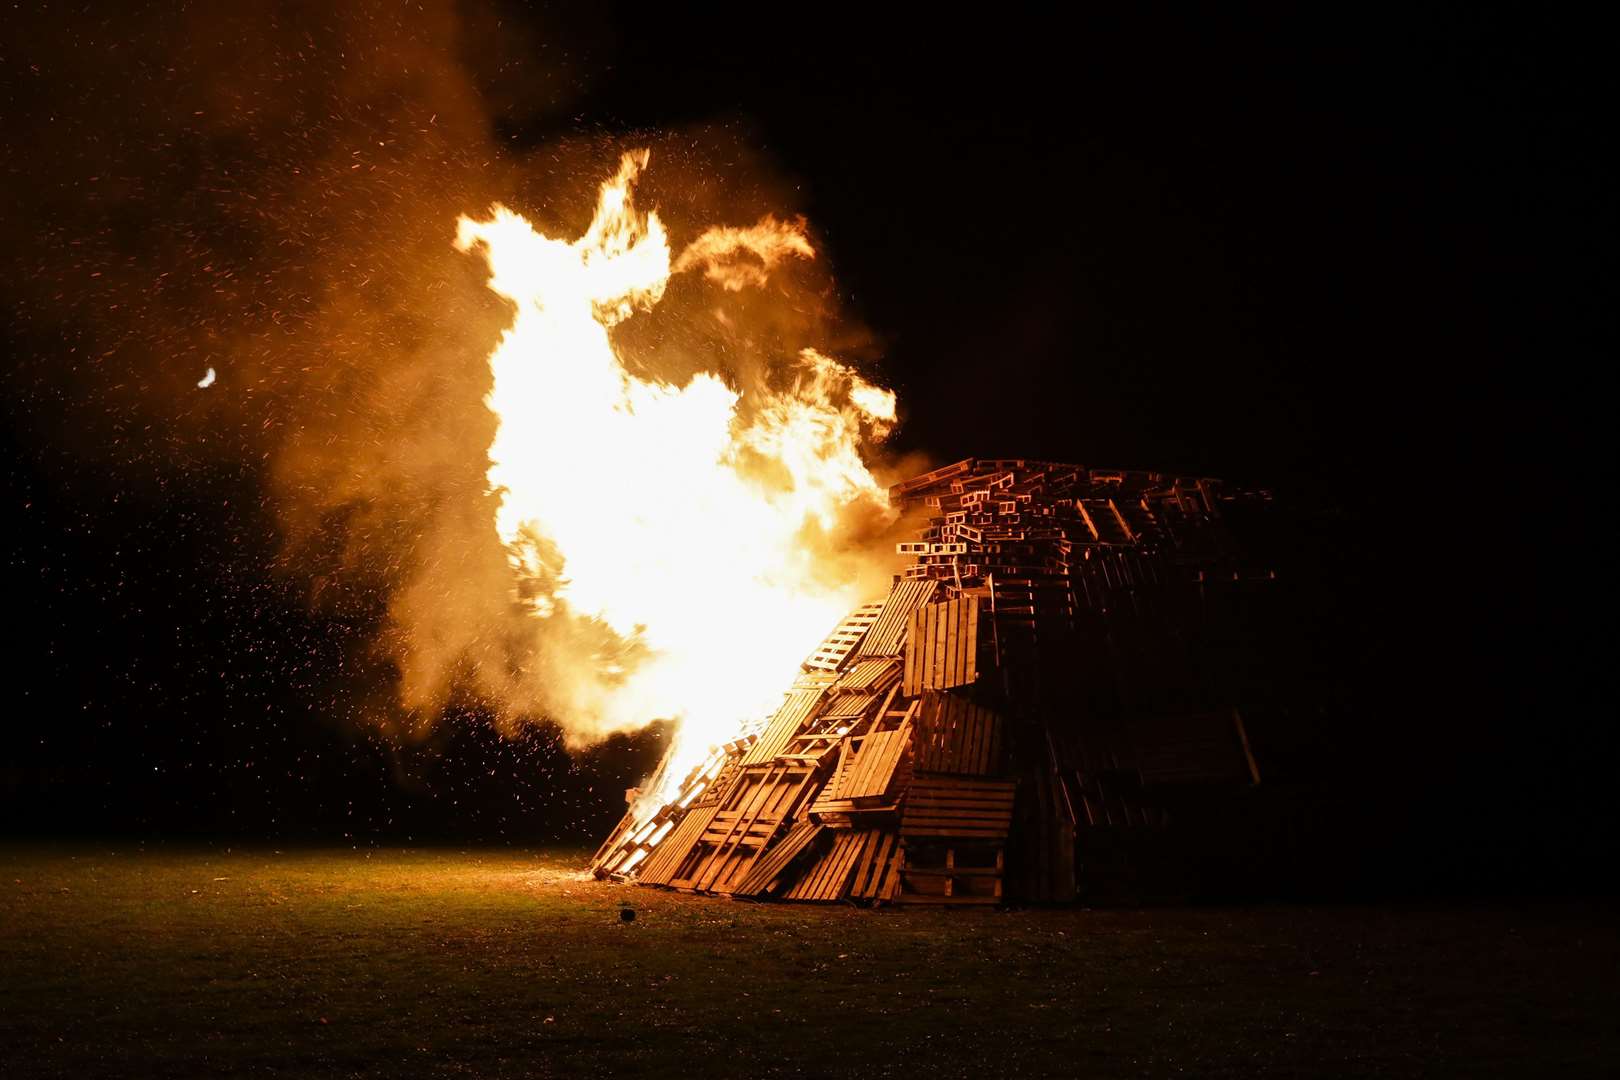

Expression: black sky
xmin=1 ymin=5 xmax=1609 ymax=884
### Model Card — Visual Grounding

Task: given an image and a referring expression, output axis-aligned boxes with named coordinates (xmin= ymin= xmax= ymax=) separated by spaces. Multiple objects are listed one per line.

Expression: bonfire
xmin=457 ymin=153 xmax=1274 ymax=904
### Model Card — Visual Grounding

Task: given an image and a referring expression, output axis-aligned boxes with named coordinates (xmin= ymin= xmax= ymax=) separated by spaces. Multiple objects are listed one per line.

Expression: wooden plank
xmin=905 ymin=805 xmax=1015 ymax=817
xmin=1234 ymin=707 xmax=1262 ymax=785
xmin=904 ymin=805 xmax=1015 ymax=817
xmin=894 ymin=893 xmax=1000 ymax=906
xmin=909 ymin=605 xmax=922 ymax=695
xmin=907 ymin=604 xmax=923 ymax=697
xmin=929 ymin=601 xmax=946 ymax=690
xmin=878 ymin=844 xmax=903 ymax=901
xmin=908 ymin=783 xmax=1016 ymax=800
xmin=913 ymin=809 xmax=1010 ymax=819
xmin=959 ymin=592 xmax=972 ymax=683
xmin=913 ymin=605 xmax=926 ymax=696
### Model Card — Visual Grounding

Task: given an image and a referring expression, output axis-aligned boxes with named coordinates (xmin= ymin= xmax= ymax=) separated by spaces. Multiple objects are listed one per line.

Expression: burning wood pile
xmin=592 ymin=458 xmax=1274 ymax=903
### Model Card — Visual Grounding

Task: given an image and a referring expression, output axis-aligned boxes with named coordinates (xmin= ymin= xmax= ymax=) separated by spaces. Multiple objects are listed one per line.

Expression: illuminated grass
xmin=1 ymin=846 xmax=1613 ymax=1077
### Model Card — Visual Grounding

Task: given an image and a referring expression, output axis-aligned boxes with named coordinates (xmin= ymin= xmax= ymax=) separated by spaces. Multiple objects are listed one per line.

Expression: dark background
xmin=2 ymin=6 xmax=1609 ymax=891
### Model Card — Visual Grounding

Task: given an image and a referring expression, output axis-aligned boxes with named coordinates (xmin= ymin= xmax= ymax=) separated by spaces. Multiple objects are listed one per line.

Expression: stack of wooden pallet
xmin=591 ymin=566 xmax=1013 ymax=903
xmin=591 ymin=458 xmax=1276 ymax=904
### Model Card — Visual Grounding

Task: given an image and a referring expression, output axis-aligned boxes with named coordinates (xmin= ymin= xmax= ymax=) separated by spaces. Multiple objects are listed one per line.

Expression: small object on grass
xmin=619 ymin=907 xmax=636 ymax=923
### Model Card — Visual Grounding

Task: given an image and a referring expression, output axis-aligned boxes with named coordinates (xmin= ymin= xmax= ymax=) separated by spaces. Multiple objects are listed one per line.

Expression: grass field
xmin=1 ymin=846 xmax=1613 ymax=1078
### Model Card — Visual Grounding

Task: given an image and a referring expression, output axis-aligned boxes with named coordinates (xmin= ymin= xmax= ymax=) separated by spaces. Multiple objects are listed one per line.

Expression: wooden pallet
xmin=901 ymin=774 xmax=1017 ymax=839
xmin=897 ymin=844 xmax=1005 ymax=905
xmin=591 ymin=740 xmax=744 ymax=878
xmin=807 ymin=694 xmax=912 ymax=821
xmin=1016 ymin=769 xmax=1079 ymax=902
xmin=830 ymin=656 xmax=901 ymax=694
xmin=739 ymin=687 xmax=827 ymax=766
xmin=732 ymin=821 xmax=825 ymax=899
xmin=661 ymin=763 xmax=821 ymax=894
xmin=851 ymin=830 xmax=904 ymax=901
xmin=808 ymin=792 xmax=900 ymax=828
xmin=636 ymin=804 xmax=720 ymax=887
xmin=783 ymin=828 xmax=901 ymax=902
xmin=902 ymin=596 xmax=980 ymax=697
xmin=1077 ymin=498 xmax=1136 ymax=544
xmin=777 ymin=682 xmax=892 ymax=765
xmin=855 ymin=578 xmax=938 ymax=659
xmin=777 ymin=732 xmax=850 ymax=765
xmin=1131 ymin=708 xmax=1260 ymax=786
xmin=804 ymin=603 xmax=884 ymax=672
xmin=1062 ymin=771 xmax=1167 ymax=829
xmin=912 ymin=692 xmax=1004 ymax=775
xmin=837 ymin=723 xmax=912 ymax=800
xmin=818 ymin=690 xmax=881 ymax=721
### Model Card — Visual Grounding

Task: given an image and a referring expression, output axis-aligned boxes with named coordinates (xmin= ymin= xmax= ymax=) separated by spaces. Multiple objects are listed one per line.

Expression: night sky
xmin=1 ymin=5 xmax=1608 ymax=887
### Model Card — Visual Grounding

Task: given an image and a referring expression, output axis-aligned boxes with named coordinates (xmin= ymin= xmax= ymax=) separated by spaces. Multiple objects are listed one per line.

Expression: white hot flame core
xmin=455 ymin=151 xmax=895 ymax=804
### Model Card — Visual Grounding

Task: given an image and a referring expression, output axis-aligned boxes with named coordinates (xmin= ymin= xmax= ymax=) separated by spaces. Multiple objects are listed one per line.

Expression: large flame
xmin=454 ymin=151 xmax=895 ymax=802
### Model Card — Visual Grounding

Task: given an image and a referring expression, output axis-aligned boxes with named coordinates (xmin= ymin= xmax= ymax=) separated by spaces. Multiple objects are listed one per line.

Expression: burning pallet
xmin=592 ymin=458 xmax=1275 ymax=903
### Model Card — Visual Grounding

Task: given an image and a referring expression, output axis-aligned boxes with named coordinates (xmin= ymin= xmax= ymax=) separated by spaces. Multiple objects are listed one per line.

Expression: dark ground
xmin=2 ymin=846 xmax=1614 ymax=1078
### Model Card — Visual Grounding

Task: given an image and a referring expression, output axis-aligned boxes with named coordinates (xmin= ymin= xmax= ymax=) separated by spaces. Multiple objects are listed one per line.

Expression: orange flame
xmin=671 ymin=214 xmax=816 ymax=291
xmin=455 ymin=151 xmax=895 ymax=802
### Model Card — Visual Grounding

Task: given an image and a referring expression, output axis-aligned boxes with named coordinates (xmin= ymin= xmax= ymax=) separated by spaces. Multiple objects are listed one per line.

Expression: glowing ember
xmin=454 ymin=151 xmax=896 ymax=807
